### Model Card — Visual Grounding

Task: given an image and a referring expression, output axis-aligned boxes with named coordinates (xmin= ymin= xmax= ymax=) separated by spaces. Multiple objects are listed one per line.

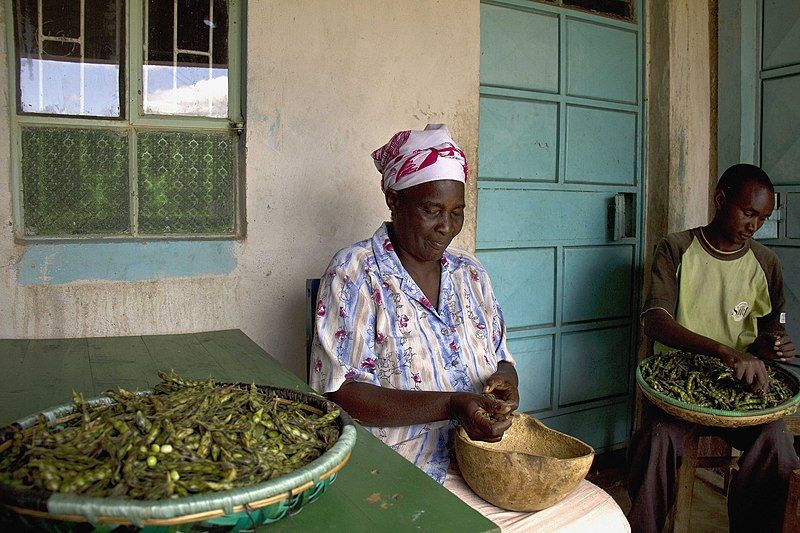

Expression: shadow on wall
xmin=256 ymin=148 xmax=386 ymax=379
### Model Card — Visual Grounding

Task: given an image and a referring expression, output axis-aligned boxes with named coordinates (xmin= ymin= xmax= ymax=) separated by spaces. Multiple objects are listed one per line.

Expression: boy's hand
xmin=720 ymin=348 xmax=770 ymax=394
xmin=750 ymin=333 xmax=797 ymax=363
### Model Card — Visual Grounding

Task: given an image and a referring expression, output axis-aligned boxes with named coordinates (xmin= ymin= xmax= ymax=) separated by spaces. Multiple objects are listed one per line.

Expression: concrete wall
xmin=645 ymin=0 xmax=715 ymax=251
xmin=0 ymin=1 xmax=480 ymax=378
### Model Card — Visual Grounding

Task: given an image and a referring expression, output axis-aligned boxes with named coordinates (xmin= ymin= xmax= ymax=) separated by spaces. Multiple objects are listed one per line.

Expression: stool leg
xmin=783 ymin=469 xmax=800 ymax=533
xmin=673 ymin=433 xmax=699 ymax=533
xmin=722 ymin=444 xmax=734 ymax=496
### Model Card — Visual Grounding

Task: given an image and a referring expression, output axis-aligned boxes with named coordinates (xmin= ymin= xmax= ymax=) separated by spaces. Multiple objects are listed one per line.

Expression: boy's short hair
xmin=717 ymin=163 xmax=775 ymax=200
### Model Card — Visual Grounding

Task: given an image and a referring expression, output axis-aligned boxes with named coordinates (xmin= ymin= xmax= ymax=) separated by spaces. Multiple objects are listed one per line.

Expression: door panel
xmin=510 ymin=335 xmax=554 ymax=412
xmin=566 ymin=18 xmax=638 ymax=103
xmin=771 ymin=247 xmax=800 ymax=346
xmin=761 ymin=1 xmax=800 ymax=70
xmin=478 ymin=248 xmax=556 ymax=329
xmin=565 ymin=105 xmax=638 ymax=184
xmin=562 ymin=245 xmax=634 ymax=323
xmin=788 ymin=194 xmax=800 ymax=239
xmin=480 ymin=3 xmax=559 ymax=92
xmin=761 ymin=75 xmax=800 ymax=186
xmin=478 ymin=96 xmax=559 ymax=182
xmin=478 ymin=0 xmax=643 ymax=451
xmin=560 ymin=325 xmax=631 ymax=405
xmin=477 ymin=188 xmax=625 ymax=246
xmin=544 ymin=401 xmax=630 ymax=449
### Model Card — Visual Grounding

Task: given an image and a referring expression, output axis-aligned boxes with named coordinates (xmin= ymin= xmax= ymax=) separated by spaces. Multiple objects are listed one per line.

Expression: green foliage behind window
xmin=138 ymin=131 xmax=235 ymax=234
xmin=22 ymin=127 xmax=130 ymax=236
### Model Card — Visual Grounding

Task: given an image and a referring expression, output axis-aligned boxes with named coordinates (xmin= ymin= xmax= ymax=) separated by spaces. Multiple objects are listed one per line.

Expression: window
xmin=9 ymin=0 xmax=243 ymax=238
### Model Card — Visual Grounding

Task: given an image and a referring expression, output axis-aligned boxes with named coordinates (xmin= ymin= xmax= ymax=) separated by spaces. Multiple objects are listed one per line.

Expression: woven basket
xmin=636 ymin=359 xmax=800 ymax=428
xmin=0 ymin=384 xmax=356 ymax=530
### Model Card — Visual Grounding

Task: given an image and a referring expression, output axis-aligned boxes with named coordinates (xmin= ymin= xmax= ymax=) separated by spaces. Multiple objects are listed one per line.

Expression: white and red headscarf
xmin=371 ymin=124 xmax=468 ymax=193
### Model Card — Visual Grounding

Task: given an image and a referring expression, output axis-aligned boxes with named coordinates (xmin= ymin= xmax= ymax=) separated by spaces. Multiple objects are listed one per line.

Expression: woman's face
xmin=386 ymin=180 xmax=465 ymax=263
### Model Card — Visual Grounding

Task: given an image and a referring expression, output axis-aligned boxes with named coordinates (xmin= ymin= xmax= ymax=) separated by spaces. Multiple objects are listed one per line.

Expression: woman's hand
xmin=449 ymin=392 xmax=513 ymax=442
xmin=483 ymin=362 xmax=520 ymax=414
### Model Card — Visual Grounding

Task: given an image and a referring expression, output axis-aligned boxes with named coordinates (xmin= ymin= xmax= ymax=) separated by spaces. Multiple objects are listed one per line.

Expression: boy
xmin=628 ymin=164 xmax=798 ymax=533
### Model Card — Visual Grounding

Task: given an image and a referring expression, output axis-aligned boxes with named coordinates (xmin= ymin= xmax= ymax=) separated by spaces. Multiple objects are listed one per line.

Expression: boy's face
xmin=714 ymin=181 xmax=775 ymax=246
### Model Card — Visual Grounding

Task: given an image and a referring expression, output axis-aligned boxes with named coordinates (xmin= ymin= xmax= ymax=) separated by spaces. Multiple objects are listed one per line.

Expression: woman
xmin=310 ymin=124 xmax=519 ymax=483
xmin=310 ymin=125 xmax=630 ymax=532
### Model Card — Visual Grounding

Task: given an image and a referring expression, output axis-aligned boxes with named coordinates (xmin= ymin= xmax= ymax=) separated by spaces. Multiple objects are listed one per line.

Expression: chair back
xmin=305 ymin=278 xmax=321 ymax=384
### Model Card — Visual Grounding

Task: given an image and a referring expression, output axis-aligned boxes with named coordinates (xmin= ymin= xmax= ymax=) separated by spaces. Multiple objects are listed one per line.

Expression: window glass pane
xmin=22 ymin=127 xmax=130 ymax=235
xmin=176 ymin=0 xmax=210 ymax=52
xmin=41 ymin=40 xmax=80 ymax=57
xmin=41 ymin=0 xmax=81 ymax=38
xmin=143 ymin=0 xmax=229 ymax=118
xmin=212 ymin=0 xmax=229 ymax=67
xmin=137 ymin=131 xmax=235 ymax=234
xmin=15 ymin=0 xmax=124 ymax=117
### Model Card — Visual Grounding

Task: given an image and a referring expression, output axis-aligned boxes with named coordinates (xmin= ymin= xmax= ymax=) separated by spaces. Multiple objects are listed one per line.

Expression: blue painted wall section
xmin=18 ymin=241 xmax=237 ymax=285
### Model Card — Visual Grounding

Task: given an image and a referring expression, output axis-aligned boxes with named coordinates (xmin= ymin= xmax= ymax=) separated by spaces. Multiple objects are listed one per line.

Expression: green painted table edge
xmin=0 ymin=330 xmax=499 ymax=532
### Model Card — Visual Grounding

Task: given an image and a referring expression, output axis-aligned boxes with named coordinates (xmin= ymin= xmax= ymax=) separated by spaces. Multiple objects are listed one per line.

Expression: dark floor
xmin=586 ymin=449 xmax=728 ymax=533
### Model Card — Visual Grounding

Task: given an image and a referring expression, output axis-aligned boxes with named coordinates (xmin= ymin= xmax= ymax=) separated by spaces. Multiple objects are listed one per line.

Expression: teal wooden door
xmin=477 ymin=0 xmax=644 ymax=451
xmin=759 ymin=0 xmax=800 ymax=350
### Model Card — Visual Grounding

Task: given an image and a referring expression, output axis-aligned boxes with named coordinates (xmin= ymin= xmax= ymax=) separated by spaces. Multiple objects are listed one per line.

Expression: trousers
xmin=627 ymin=405 xmax=798 ymax=533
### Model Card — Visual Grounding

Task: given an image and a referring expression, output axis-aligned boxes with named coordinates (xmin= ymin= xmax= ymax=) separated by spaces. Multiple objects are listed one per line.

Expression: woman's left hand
xmin=483 ymin=362 xmax=520 ymax=414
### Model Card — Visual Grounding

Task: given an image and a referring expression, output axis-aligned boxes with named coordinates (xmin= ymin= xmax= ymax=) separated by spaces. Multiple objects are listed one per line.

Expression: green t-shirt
xmin=643 ymin=227 xmax=786 ymax=354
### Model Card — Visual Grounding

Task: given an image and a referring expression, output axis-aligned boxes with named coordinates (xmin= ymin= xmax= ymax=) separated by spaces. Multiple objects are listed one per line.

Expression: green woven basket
xmin=636 ymin=358 xmax=800 ymax=428
xmin=0 ymin=384 xmax=356 ymax=532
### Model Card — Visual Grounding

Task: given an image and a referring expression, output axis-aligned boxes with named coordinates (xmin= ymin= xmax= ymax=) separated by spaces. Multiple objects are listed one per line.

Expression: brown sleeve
xmin=752 ymin=244 xmax=786 ymax=335
xmin=641 ymin=238 xmax=682 ymax=319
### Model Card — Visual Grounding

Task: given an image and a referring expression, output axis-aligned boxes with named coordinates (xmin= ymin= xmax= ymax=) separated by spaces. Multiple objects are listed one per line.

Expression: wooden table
xmin=0 ymin=330 xmax=498 ymax=532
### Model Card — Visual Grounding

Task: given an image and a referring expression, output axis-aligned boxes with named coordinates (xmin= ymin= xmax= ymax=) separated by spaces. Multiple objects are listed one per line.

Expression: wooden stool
xmin=669 ymin=405 xmax=800 ymax=532
xmin=785 ymin=411 xmax=800 ymax=445
xmin=670 ymin=431 xmax=737 ymax=533
xmin=784 ymin=469 xmax=800 ymax=533
xmin=783 ymin=411 xmax=800 ymax=532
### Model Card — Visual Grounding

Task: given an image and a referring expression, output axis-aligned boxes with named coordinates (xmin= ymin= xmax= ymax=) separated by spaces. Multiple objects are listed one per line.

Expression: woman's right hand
xmin=449 ymin=392 xmax=514 ymax=442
